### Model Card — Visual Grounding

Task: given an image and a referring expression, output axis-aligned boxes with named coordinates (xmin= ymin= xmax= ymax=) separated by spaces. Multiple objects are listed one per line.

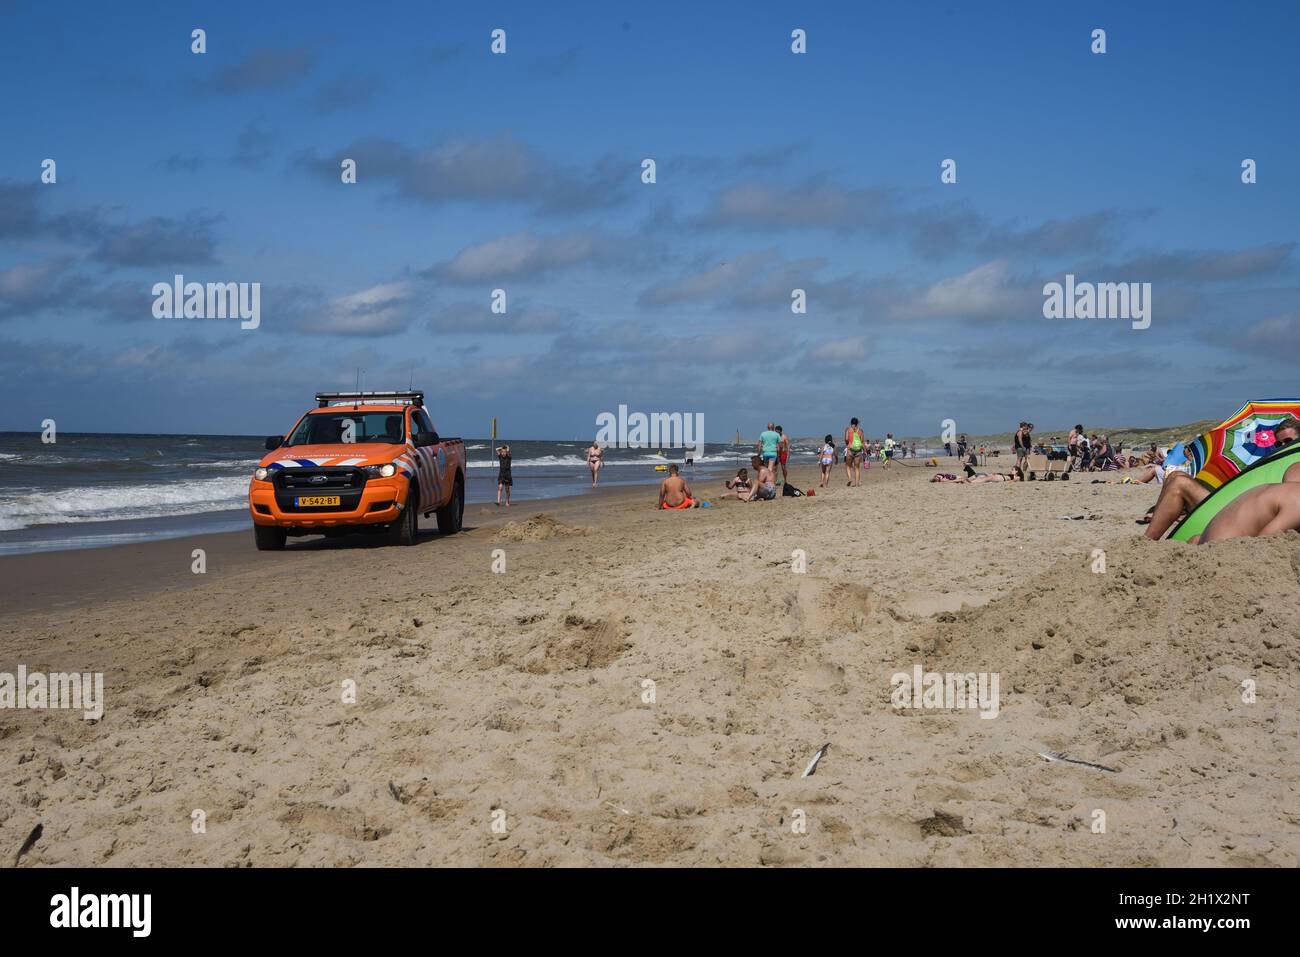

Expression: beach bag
xmin=782 ymin=483 xmax=804 ymax=497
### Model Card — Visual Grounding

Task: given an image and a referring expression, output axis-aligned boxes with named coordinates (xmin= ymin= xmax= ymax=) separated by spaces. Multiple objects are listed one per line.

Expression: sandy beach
xmin=2 ymin=460 xmax=1297 ymax=867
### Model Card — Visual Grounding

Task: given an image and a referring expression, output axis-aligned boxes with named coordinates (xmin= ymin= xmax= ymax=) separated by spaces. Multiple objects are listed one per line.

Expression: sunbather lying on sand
xmin=1196 ymin=478 xmax=1300 ymax=542
xmin=931 ymin=467 xmax=1024 ymax=484
xmin=658 ymin=464 xmax=694 ymax=509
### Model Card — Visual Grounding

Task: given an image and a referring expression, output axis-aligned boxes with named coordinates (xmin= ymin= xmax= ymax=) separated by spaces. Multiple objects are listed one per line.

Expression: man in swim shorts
xmin=757 ymin=421 xmax=781 ymax=475
xmin=658 ymin=464 xmax=694 ymax=509
xmin=775 ymin=425 xmax=791 ymax=486
xmin=739 ymin=456 xmax=778 ymax=501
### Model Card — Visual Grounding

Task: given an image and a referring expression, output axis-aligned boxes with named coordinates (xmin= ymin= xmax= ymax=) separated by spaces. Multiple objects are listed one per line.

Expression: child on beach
xmin=721 ymin=467 xmax=752 ymax=499
xmin=818 ymin=434 xmax=835 ymax=487
xmin=496 ymin=444 xmax=512 ymax=507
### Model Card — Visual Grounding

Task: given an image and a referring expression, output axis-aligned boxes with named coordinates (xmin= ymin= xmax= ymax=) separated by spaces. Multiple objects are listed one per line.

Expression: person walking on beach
xmin=495 ymin=443 xmax=512 ymax=507
xmin=818 ymin=434 xmax=835 ymax=488
xmin=883 ymin=433 xmax=896 ymax=467
xmin=586 ymin=439 xmax=604 ymax=488
xmin=844 ymin=418 xmax=865 ymax=486
xmin=775 ymin=425 xmax=791 ymax=486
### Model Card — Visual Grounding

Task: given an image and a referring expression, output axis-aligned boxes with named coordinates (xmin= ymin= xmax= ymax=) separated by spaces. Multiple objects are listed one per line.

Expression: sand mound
xmin=920 ymin=532 xmax=1300 ymax=709
xmin=493 ymin=513 xmax=591 ymax=543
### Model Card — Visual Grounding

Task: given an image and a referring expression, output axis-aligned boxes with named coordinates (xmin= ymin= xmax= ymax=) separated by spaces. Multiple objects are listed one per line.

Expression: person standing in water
xmin=586 ymin=439 xmax=604 ymax=488
xmin=495 ymin=443 xmax=512 ymax=507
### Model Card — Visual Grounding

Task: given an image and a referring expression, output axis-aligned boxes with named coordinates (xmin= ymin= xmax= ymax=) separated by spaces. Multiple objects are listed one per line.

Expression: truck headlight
xmin=364 ymin=463 xmax=396 ymax=478
xmin=254 ymin=467 xmax=270 ymax=481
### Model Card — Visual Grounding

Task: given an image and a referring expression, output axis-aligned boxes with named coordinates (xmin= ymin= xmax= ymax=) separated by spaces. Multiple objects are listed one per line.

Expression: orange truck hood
xmin=260 ymin=443 xmax=408 ymax=469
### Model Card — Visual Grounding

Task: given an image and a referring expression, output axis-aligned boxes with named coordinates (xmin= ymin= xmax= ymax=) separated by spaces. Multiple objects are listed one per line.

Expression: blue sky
xmin=1 ymin=0 xmax=1296 ymax=440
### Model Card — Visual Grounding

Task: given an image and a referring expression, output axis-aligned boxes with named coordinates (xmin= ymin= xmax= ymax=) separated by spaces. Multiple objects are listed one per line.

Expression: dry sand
xmin=1 ymin=461 xmax=1297 ymax=866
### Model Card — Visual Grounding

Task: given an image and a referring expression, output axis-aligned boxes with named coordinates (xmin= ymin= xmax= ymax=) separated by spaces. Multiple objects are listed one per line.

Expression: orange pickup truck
xmin=248 ymin=391 xmax=465 ymax=550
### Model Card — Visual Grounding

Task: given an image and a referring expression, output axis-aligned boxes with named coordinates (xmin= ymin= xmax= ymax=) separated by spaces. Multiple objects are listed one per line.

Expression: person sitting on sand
xmin=739 ymin=456 xmax=778 ymax=501
xmin=720 ymin=466 xmax=752 ymax=499
xmin=1195 ymin=463 xmax=1300 ymax=542
xmin=1091 ymin=435 xmax=1119 ymax=471
xmin=658 ymin=464 xmax=694 ymax=509
xmin=586 ymin=439 xmax=604 ymax=488
xmin=1129 ymin=445 xmax=1167 ymax=483
xmin=1144 ymin=417 xmax=1300 ymax=538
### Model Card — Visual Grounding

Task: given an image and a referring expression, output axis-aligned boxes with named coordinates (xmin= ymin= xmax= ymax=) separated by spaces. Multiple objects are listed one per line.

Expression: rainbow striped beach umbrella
xmin=1185 ymin=398 xmax=1300 ymax=489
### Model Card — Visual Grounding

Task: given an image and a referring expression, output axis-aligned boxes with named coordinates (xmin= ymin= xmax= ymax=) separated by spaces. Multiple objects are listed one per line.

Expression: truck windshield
xmin=287 ymin=412 xmax=407 ymax=446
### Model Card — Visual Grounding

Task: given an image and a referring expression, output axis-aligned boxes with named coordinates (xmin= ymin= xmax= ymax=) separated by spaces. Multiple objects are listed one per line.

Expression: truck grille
xmin=273 ymin=467 xmax=367 ymax=512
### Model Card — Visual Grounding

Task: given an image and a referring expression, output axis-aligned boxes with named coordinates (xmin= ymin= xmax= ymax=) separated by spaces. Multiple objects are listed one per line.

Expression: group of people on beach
xmin=652 ymin=413 xmax=1300 ymax=541
xmin=939 ymin=416 xmax=1300 ymax=543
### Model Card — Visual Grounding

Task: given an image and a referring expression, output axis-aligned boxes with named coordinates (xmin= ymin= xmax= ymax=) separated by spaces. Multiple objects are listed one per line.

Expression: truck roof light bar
xmin=315 ymin=391 xmax=424 ymax=408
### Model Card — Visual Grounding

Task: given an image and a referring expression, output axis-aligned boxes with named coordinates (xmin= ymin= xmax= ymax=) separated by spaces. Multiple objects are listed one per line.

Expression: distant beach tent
xmin=1184 ymin=398 xmax=1300 ymax=490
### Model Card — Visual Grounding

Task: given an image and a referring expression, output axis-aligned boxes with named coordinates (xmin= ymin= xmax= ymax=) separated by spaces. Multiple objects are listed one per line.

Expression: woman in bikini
xmin=586 ymin=439 xmax=604 ymax=488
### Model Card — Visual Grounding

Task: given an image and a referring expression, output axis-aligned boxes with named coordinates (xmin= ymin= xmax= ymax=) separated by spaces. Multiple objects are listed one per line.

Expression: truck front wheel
xmin=436 ymin=476 xmax=464 ymax=535
xmin=388 ymin=483 xmax=418 ymax=546
xmin=254 ymin=524 xmax=287 ymax=551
